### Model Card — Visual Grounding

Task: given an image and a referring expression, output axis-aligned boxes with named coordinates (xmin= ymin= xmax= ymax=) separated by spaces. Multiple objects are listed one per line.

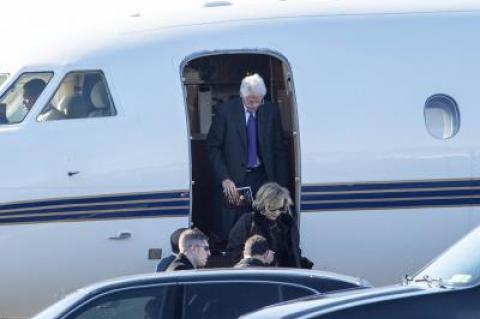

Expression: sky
xmin=1 ymin=1 xmax=150 ymax=65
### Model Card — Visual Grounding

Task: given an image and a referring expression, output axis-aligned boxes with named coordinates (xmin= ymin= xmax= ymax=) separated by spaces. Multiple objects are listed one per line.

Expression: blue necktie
xmin=247 ymin=111 xmax=258 ymax=168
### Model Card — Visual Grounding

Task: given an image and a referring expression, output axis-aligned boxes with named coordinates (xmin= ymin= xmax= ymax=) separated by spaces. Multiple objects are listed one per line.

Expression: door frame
xmin=179 ymin=49 xmax=302 ymax=227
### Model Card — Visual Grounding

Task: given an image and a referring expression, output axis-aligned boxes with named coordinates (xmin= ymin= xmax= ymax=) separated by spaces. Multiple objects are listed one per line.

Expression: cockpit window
xmin=0 ymin=74 xmax=8 ymax=87
xmin=414 ymin=227 xmax=480 ymax=288
xmin=0 ymin=72 xmax=53 ymax=125
xmin=37 ymin=70 xmax=116 ymax=122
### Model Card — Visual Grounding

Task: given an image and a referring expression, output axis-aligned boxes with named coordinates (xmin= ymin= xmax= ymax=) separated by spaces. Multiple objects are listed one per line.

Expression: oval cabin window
xmin=424 ymin=94 xmax=460 ymax=139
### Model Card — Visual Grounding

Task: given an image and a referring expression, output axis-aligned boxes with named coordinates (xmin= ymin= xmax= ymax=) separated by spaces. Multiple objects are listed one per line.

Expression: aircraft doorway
xmin=181 ymin=52 xmax=300 ymax=253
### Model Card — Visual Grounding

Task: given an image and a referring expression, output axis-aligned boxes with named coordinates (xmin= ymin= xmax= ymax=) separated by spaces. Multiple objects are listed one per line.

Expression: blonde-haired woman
xmin=227 ymin=182 xmax=311 ymax=268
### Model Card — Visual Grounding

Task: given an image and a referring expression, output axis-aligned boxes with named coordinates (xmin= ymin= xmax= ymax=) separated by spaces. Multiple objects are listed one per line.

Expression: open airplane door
xmin=180 ymin=51 xmax=301 ymax=260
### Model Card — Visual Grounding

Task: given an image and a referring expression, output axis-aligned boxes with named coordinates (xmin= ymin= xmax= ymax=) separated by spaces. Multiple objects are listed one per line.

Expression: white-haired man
xmin=207 ymin=73 xmax=288 ymax=241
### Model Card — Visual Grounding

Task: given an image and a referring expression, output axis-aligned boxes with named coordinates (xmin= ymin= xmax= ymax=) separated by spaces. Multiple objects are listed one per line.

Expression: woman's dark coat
xmin=227 ymin=211 xmax=303 ymax=268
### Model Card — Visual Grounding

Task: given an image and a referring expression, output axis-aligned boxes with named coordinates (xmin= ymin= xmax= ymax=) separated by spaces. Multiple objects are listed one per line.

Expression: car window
xmin=301 ymin=278 xmax=358 ymax=293
xmin=0 ymin=72 xmax=53 ymax=124
xmin=37 ymin=70 xmax=116 ymax=122
xmin=281 ymin=285 xmax=315 ymax=300
xmin=65 ymin=286 xmax=176 ymax=319
xmin=182 ymin=282 xmax=281 ymax=319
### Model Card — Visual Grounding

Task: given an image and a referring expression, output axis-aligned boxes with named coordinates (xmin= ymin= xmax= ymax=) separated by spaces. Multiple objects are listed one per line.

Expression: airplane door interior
xmin=181 ymin=52 xmax=300 ymax=260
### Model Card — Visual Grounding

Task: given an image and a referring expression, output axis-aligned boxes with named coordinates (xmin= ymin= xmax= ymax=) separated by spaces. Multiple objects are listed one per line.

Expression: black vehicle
xmin=32 ymin=268 xmax=370 ymax=319
xmin=242 ymin=226 xmax=480 ymax=319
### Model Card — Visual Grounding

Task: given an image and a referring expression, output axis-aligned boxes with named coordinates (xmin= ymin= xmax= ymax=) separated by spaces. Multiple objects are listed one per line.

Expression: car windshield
xmin=0 ymin=72 xmax=52 ymax=124
xmin=413 ymin=226 xmax=480 ymax=288
xmin=31 ymin=288 xmax=88 ymax=319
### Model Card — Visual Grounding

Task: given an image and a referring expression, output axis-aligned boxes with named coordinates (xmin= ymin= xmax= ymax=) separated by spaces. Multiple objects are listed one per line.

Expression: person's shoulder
xmin=230 ymin=212 xmax=254 ymax=237
xmin=174 ymin=263 xmax=194 ymax=271
xmin=261 ymin=101 xmax=280 ymax=113
xmin=234 ymin=257 xmax=249 ymax=267
xmin=249 ymin=258 xmax=267 ymax=267
xmin=238 ymin=211 xmax=254 ymax=224
xmin=176 ymin=253 xmax=195 ymax=268
xmin=235 ymin=257 xmax=266 ymax=268
xmin=234 ymin=259 xmax=249 ymax=268
xmin=156 ymin=254 xmax=176 ymax=272
xmin=279 ymin=213 xmax=295 ymax=226
xmin=166 ymin=257 xmax=193 ymax=271
xmin=155 ymin=259 xmax=168 ymax=272
xmin=252 ymin=210 xmax=266 ymax=223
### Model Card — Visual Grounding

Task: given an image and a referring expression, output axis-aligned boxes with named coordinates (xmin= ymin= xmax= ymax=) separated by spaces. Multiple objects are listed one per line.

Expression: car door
xmin=180 ymin=280 xmax=316 ymax=319
xmin=62 ymin=284 xmax=179 ymax=319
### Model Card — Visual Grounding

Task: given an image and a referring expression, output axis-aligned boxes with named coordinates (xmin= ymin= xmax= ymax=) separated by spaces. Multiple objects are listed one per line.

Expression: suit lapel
xmin=234 ymin=98 xmax=247 ymax=148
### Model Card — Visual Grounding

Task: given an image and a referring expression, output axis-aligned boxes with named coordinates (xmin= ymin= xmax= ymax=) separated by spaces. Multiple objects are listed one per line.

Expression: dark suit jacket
xmin=155 ymin=254 xmax=176 ymax=272
xmin=234 ymin=257 xmax=268 ymax=268
xmin=166 ymin=253 xmax=195 ymax=271
xmin=207 ymin=97 xmax=288 ymax=187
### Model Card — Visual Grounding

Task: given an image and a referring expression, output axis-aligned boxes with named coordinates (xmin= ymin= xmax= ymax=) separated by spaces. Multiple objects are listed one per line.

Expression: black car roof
xmin=33 ymin=268 xmax=368 ymax=319
xmin=241 ymin=285 xmax=428 ymax=319
xmin=79 ymin=268 xmax=364 ymax=297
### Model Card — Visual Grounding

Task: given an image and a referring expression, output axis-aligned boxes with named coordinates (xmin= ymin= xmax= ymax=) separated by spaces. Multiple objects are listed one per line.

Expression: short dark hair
xmin=170 ymin=227 xmax=188 ymax=254
xmin=244 ymin=235 xmax=269 ymax=256
xmin=23 ymin=79 xmax=46 ymax=98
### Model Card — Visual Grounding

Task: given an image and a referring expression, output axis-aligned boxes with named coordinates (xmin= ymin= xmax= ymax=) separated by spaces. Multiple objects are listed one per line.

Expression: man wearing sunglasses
xmin=156 ymin=227 xmax=188 ymax=272
xmin=167 ymin=229 xmax=210 ymax=271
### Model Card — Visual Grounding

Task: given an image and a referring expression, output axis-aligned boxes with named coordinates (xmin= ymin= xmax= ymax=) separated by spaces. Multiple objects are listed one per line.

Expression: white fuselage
xmin=2 ymin=2 xmax=480 ymax=317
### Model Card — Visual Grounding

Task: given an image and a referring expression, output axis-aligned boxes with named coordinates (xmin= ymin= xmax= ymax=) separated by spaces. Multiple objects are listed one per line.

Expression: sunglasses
xmin=269 ymin=205 xmax=289 ymax=214
xmin=191 ymin=244 xmax=210 ymax=252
